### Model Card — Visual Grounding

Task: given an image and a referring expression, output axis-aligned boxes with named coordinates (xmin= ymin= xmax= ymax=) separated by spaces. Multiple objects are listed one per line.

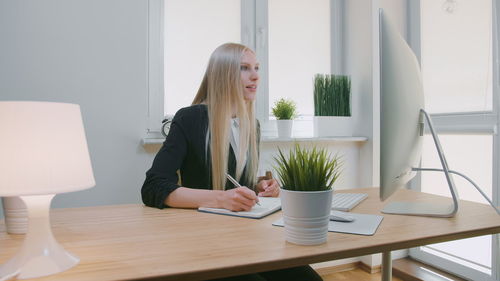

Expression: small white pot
xmin=276 ymin=120 xmax=293 ymax=138
xmin=280 ymin=189 xmax=333 ymax=245
xmin=313 ymin=116 xmax=352 ymax=137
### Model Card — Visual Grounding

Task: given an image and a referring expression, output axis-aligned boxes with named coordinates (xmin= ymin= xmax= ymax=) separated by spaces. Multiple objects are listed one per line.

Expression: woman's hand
xmin=218 ymin=186 xmax=259 ymax=211
xmin=256 ymin=179 xmax=280 ymax=197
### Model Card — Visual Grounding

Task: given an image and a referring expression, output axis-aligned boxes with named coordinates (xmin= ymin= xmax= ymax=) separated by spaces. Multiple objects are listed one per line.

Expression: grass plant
xmin=274 ymin=144 xmax=342 ymax=191
xmin=314 ymin=74 xmax=351 ymax=116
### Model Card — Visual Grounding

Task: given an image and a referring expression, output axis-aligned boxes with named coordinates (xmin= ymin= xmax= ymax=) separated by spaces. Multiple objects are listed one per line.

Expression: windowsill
xmin=141 ymin=136 xmax=368 ymax=146
xmin=261 ymin=136 xmax=368 ymax=143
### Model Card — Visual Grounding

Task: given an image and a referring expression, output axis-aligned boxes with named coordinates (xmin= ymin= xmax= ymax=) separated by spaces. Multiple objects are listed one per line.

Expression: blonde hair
xmin=192 ymin=43 xmax=259 ymax=190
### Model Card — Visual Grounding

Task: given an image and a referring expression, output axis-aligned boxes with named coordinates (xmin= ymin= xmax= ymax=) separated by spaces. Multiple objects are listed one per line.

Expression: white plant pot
xmin=279 ymin=189 xmax=333 ymax=245
xmin=313 ymin=116 xmax=353 ymax=137
xmin=276 ymin=120 xmax=293 ymax=138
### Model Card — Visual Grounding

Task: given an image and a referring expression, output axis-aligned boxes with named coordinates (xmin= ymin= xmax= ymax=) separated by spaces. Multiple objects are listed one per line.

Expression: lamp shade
xmin=0 ymin=101 xmax=95 ymax=196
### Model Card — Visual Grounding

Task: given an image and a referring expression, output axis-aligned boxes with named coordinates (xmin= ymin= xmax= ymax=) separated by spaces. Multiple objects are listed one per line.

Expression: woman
xmin=141 ymin=43 xmax=322 ymax=281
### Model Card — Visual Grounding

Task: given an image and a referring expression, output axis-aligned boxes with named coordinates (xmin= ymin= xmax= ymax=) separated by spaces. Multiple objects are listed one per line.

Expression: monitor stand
xmin=382 ymin=109 xmax=459 ymax=217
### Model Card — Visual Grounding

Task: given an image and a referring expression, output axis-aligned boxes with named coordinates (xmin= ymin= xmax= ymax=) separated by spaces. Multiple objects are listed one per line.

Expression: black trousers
xmin=207 ymin=265 xmax=323 ymax=281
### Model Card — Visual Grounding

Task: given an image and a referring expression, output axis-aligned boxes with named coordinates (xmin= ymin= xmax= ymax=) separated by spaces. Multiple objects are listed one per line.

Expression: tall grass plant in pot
xmin=313 ymin=74 xmax=352 ymax=137
xmin=271 ymin=98 xmax=297 ymax=138
xmin=274 ymin=144 xmax=342 ymax=245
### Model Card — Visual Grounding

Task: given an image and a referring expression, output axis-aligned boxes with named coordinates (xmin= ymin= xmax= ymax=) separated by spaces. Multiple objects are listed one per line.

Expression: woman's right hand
xmin=218 ymin=187 xmax=259 ymax=211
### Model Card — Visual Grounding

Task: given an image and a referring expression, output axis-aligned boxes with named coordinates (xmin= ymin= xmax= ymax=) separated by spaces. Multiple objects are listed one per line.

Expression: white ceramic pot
xmin=280 ymin=189 xmax=333 ymax=245
xmin=276 ymin=120 xmax=293 ymax=138
xmin=313 ymin=116 xmax=352 ymax=137
xmin=2 ymin=196 xmax=28 ymax=234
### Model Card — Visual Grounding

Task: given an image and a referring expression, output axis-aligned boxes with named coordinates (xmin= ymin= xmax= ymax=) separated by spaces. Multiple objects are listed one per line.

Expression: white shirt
xmin=204 ymin=118 xmax=246 ymax=165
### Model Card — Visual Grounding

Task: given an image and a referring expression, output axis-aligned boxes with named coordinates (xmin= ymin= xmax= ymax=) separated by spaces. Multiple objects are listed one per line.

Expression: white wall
xmin=260 ymin=141 xmax=363 ymax=189
xmin=345 ymin=0 xmax=377 ymax=189
xmin=0 ymin=0 xmax=154 ymax=214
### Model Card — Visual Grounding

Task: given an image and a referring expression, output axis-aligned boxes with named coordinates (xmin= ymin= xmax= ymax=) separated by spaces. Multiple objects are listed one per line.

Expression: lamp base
xmin=0 ymin=195 xmax=79 ymax=279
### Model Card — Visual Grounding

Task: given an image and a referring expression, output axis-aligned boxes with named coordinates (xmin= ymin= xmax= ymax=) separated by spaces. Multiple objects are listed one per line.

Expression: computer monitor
xmin=379 ymin=9 xmax=460 ymax=217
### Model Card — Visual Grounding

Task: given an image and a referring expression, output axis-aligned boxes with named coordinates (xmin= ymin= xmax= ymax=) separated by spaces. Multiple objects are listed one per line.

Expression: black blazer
xmin=141 ymin=104 xmax=257 ymax=209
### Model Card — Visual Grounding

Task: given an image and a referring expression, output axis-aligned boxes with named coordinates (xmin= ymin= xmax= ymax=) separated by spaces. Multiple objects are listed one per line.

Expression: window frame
xmin=145 ymin=0 xmax=345 ymax=138
xmin=146 ymin=0 xmax=165 ymax=138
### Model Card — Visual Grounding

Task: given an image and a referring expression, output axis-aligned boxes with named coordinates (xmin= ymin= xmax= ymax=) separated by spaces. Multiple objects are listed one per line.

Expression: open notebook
xmin=198 ymin=197 xmax=281 ymax=219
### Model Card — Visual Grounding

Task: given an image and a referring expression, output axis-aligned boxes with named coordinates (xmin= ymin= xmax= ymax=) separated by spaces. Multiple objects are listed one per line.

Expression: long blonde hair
xmin=192 ymin=43 xmax=259 ymax=190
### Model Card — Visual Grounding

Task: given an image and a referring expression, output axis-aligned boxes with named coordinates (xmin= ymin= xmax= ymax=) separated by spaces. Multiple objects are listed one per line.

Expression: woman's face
xmin=240 ymin=50 xmax=260 ymax=101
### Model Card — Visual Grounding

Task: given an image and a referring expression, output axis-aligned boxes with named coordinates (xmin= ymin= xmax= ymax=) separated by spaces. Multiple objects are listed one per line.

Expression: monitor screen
xmin=379 ymin=10 xmax=425 ymax=201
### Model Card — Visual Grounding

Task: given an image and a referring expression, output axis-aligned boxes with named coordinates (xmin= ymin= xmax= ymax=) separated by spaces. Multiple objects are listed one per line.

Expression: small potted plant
xmin=313 ymin=74 xmax=352 ymax=137
xmin=274 ymin=144 xmax=342 ymax=245
xmin=271 ymin=98 xmax=297 ymax=138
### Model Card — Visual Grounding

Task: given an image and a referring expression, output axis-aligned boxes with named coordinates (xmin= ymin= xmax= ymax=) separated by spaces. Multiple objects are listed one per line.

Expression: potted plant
xmin=313 ymin=74 xmax=352 ymax=137
xmin=271 ymin=98 xmax=297 ymax=138
xmin=274 ymin=144 xmax=342 ymax=245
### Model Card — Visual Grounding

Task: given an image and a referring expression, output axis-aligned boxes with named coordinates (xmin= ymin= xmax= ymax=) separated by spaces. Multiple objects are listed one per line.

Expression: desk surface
xmin=1 ymin=188 xmax=499 ymax=281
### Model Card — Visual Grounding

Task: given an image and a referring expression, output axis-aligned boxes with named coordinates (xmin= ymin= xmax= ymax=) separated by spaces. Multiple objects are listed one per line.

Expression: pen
xmin=226 ymin=174 xmax=261 ymax=206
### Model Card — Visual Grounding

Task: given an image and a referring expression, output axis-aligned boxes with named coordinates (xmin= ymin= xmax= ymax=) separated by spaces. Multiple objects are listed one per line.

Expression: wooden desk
xmin=1 ymin=188 xmax=499 ymax=281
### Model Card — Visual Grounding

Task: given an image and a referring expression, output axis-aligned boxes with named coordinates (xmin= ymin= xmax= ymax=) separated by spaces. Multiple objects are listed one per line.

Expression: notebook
xmin=272 ymin=211 xmax=384 ymax=236
xmin=198 ymin=197 xmax=281 ymax=219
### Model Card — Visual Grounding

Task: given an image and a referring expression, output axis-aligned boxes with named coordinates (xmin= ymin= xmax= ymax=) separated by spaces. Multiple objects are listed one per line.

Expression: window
xmin=420 ymin=0 xmax=493 ymax=113
xmin=420 ymin=135 xmax=493 ymax=275
xmin=421 ymin=135 xmax=493 ymax=202
xmin=268 ymin=0 xmax=331 ymax=117
xmin=408 ymin=1 xmax=499 ymax=280
xmin=163 ymin=0 xmax=241 ymax=115
xmin=147 ymin=0 xmax=342 ymax=136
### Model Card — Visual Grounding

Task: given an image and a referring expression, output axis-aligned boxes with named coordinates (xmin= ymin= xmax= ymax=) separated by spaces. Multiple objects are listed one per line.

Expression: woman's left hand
xmin=256 ymin=179 xmax=280 ymax=197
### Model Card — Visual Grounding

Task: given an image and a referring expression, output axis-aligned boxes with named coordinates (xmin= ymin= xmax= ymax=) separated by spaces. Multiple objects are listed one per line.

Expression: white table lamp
xmin=0 ymin=101 xmax=95 ymax=279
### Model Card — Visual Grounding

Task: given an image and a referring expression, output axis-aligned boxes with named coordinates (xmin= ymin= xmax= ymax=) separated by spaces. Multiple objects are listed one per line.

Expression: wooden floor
xmin=321 ymin=268 xmax=403 ymax=281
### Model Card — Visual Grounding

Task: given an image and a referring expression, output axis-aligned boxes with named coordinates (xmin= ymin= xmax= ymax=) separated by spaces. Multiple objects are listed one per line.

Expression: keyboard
xmin=331 ymin=193 xmax=368 ymax=211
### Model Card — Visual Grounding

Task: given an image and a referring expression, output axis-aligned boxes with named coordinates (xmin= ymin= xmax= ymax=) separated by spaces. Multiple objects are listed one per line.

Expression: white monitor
xmin=379 ymin=9 xmax=460 ymax=217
